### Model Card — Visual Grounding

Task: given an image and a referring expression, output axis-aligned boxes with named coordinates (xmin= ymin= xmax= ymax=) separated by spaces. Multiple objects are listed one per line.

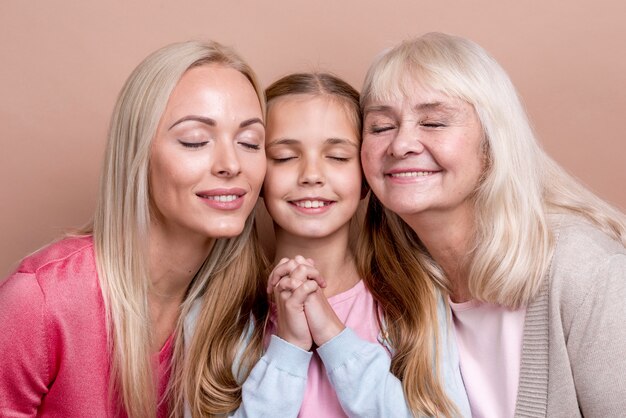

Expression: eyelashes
xmin=177 ymin=140 xmax=262 ymax=150
xmin=239 ymin=142 xmax=261 ymax=150
xmin=365 ymin=120 xmax=447 ymax=134
xmin=270 ymin=155 xmax=352 ymax=163
xmin=178 ymin=140 xmax=208 ymax=148
xmin=366 ymin=125 xmax=395 ymax=134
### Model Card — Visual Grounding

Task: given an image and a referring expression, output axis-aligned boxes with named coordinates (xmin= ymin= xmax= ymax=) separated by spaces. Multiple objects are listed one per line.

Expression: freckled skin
xmin=361 ymin=81 xmax=485 ymax=227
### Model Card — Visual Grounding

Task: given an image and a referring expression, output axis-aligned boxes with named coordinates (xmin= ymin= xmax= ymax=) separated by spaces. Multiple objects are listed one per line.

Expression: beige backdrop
xmin=1 ymin=1 xmax=625 ymax=277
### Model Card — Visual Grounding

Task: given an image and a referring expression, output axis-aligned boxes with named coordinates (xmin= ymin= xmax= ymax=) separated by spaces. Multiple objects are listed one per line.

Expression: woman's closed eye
xmin=420 ymin=121 xmax=446 ymax=128
xmin=178 ymin=139 xmax=209 ymax=148
xmin=367 ymin=124 xmax=396 ymax=134
xmin=238 ymin=141 xmax=261 ymax=151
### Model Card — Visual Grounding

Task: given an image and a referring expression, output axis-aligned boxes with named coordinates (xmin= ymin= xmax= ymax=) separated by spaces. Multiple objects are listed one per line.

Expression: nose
xmin=299 ymin=156 xmax=324 ymax=186
xmin=387 ymin=124 xmax=425 ymax=158
xmin=212 ymin=139 xmax=241 ymax=178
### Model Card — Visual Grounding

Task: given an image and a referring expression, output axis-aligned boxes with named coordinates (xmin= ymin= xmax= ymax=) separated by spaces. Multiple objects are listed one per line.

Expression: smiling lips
xmin=390 ymin=171 xmax=435 ymax=177
xmin=289 ymin=198 xmax=334 ymax=213
xmin=386 ymin=169 xmax=439 ymax=180
xmin=196 ymin=188 xmax=247 ymax=210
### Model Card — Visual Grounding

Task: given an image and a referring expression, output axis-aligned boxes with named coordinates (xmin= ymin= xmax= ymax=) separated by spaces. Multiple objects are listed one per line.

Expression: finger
xmin=274 ymin=276 xmax=307 ymax=293
xmin=289 ymin=264 xmax=327 ymax=288
xmin=294 ymin=255 xmax=313 ymax=266
xmin=278 ymin=289 xmax=293 ymax=303
xmin=267 ymin=259 xmax=300 ymax=293
xmin=287 ymin=280 xmax=320 ymax=305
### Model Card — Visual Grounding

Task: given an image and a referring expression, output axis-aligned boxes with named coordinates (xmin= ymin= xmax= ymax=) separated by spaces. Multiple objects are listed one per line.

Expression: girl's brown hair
xmin=265 ymin=72 xmax=361 ymax=137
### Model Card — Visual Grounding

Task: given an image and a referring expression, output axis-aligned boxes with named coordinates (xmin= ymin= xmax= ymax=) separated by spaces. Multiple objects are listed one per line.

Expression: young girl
xmin=252 ymin=73 xmax=470 ymax=417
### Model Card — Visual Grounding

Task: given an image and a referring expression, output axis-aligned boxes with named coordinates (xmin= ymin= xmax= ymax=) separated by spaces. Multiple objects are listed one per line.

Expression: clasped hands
xmin=267 ymin=255 xmax=345 ymax=351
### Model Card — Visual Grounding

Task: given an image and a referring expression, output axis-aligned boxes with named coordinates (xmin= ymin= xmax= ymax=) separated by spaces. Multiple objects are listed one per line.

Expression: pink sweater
xmin=0 ymin=236 xmax=172 ymax=417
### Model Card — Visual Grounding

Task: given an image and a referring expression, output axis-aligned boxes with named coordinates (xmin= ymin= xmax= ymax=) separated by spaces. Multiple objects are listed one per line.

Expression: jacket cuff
xmin=264 ymin=335 xmax=313 ymax=378
xmin=316 ymin=327 xmax=365 ymax=371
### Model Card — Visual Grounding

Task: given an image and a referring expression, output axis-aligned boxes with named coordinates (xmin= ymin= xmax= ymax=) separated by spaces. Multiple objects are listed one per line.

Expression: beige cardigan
xmin=514 ymin=215 xmax=626 ymax=417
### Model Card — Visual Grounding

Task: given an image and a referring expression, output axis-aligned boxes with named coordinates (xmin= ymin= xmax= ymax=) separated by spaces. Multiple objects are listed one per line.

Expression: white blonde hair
xmin=361 ymin=32 xmax=626 ymax=308
xmin=87 ymin=40 xmax=266 ymax=417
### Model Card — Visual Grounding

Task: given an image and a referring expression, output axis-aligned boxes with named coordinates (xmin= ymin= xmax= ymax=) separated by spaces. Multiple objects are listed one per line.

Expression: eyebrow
xmin=168 ymin=116 xmax=264 ymax=130
xmin=266 ymin=137 xmax=358 ymax=148
xmin=414 ymin=102 xmax=457 ymax=113
xmin=266 ymin=138 xmax=299 ymax=148
xmin=363 ymin=105 xmax=392 ymax=116
xmin=326 ymin=137 xmax=359 ymax=148
xmin=363 ymin=101 xmax=458 ymax=117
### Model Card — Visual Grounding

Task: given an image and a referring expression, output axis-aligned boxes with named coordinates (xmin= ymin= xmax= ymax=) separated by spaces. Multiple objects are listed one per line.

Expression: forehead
xmin=364 ymin=81 xmax=471 ymax=117
xmin=267 ymin=94 xmax=360 ymax=138
xmin=268 ymin=94 xmax=355 ymax=120
xmin=166 ymin=64 xmax=260 ymax=112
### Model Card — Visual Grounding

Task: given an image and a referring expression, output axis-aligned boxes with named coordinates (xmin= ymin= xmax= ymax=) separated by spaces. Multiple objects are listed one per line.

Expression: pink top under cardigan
xmin=0 ymin=236 xmax=172 ymax=417
xmin=449 ymin=299 xmax=526 ymax=418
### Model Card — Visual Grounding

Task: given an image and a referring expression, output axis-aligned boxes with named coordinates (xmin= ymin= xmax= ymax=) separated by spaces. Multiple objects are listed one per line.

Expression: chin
xmin=206 ymin=224 xmax=247 ymax=239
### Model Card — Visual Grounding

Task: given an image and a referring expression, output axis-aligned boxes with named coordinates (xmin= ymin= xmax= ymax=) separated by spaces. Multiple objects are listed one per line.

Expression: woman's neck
xmin=273 ymin=225 xmax=360 ymax=298
xmin=148 ymin=221 xmax=214 ymax=350
xmin=404 ymin=206 xmax=475 ymax=303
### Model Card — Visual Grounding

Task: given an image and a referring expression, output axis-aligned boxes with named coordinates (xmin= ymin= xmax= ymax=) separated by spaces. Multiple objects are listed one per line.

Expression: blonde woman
xmin=0 ymin=41 xmax=268 ymax=417
xmin=358 ymin=32 xmax=626 ymax=417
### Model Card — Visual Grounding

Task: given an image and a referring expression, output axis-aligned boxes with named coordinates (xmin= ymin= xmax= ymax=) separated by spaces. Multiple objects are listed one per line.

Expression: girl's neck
xmin=403 ymin=206 xmax=475 ymax=303
xmin=273 ymin=225 xmax=360 ymax=298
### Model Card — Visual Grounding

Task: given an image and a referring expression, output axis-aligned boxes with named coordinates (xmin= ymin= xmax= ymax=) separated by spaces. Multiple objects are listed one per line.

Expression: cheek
xmin=262 ymin=165 xmax=290 ymax=198
xmin=341 ymin=164 xmax=364 ymax=195
xmin=360 ymin=147 xmax=380 ymax=180
xmin=150 ymin=152 xmax=203 ymax=198
xmin=243 ymin=154 xmax=267 ymax=191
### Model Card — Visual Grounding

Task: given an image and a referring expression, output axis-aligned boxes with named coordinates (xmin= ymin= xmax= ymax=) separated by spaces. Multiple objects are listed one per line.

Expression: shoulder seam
xmin=19 ymin=239 xmax=94 ymax=275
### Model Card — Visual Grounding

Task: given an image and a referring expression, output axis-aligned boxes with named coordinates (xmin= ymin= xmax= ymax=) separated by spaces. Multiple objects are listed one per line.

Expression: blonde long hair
xmin=86 ymin=40 xmax=267 ymax=417
xmin=358 ymin=32 xmax=626 ymax=416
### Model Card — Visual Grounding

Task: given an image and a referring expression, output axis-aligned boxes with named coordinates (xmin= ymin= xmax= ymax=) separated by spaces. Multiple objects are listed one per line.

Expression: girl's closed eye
xmin=325 ymin=147 xmax=356 ymax=162
xmin=269 ymin=151 xmax=298 ymax=163
xmin=327 ymin=155 xmax=350 ymax=162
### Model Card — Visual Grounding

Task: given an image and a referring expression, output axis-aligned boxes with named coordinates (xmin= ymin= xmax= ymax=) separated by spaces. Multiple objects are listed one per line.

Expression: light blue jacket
xmin=184 ymin=293 xmax=470 ymax=418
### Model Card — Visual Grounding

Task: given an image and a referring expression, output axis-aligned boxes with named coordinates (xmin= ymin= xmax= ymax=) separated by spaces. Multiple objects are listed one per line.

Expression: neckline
xmin=448 ymin=297 xmax=482 ymax=312
xmin=327 ymin=279 xmax=365 ymax=305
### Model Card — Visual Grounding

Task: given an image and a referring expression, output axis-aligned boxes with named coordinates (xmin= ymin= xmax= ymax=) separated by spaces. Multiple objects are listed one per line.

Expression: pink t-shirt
xmin=268 ymin=280 xmax=384 ymax=418
xmin=0 ymin=236 xmax=172 ymax=417
xmin=449 ymin=299 xmax=526 ymax=418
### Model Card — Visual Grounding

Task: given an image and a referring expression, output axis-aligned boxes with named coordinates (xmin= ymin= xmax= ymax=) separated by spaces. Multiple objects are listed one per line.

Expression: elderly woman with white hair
xmin=357 ymin=32 xmax=626 ymax=417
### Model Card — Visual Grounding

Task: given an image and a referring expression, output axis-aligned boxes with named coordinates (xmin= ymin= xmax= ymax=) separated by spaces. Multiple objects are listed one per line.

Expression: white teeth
xmin=294 ymin=200 xmax=329 ymax=208
xmin=205 ymin=194 xmax=238 ymax=202
xmin=391 ymin=171 xmax=433 ymax=177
